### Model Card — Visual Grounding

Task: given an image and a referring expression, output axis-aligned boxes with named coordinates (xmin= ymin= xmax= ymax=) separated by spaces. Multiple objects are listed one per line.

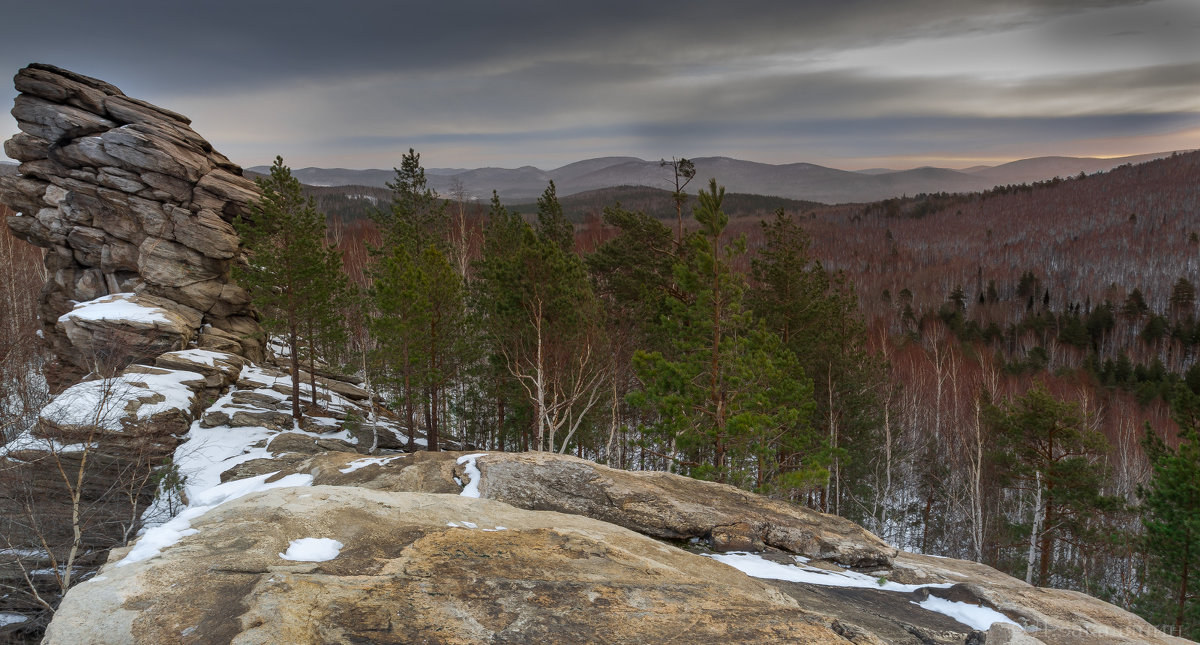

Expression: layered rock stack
xmin=0 ymin=63 xmax=263 ymax=390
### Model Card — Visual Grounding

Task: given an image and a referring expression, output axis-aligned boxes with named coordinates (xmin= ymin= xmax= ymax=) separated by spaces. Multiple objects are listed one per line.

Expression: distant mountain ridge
xmin=251 ymin=150 xmax=1185 ymax=205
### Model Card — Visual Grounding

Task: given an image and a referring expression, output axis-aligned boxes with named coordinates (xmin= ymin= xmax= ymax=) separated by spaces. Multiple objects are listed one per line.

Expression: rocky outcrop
xmin=0 ymin=64 xmax=262 ymax=389
xmin=42 ymin=448 xmax=1193 ymax=645
xmin=252 ymin=449 xmax=896 ymax=567
xmin=45 ymin=487 xmax=852 ymax=645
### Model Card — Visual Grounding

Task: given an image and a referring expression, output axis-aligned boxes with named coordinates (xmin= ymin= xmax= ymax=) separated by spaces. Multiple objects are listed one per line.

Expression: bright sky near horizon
xmin=1 ymin=0 xmax=1198 ymax=171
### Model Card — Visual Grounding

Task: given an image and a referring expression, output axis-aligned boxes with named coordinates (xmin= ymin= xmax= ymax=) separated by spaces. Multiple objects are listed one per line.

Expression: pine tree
xmin=474 ymin=192 xmax=607 ymax=453
xmin=369 ymin=149 xmax=466 ymax=451
xmin=586 ymin=203 xmax=679 ymax=466
xmin=535 ymin=181 xmax=573 ymax=253
xmin=235 ymin=156 xmax=344 ymax=421
xmin=1139 ymin=388 xmax=1200 ymax=638
xmin=748 ymin=209 xmax=882 ymax=512
xmin=374 ymin=148 xmax=446 ymax=247
xmin=987 ymin=385 xmax=1118 ymax=586
xmin=631 ymin=180 xmax=818 ymax=489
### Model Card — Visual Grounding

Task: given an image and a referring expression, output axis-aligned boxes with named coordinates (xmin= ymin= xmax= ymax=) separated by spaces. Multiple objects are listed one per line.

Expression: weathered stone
xmin=208 ymin=282 xmax=251 ymax=318
xmin=987 ymin=623 xmax=1044 ymax=644
xmin=45 ymin=487 xmax=847 ymax=645
xmin=0 ymin=174 xmax=51 ymax=216
xmin=19 ymin=159 xmax=83 ymax=186
xmin=194 ymin=168 xmax=257 ymax=205
xmin=72 ymin=268 xmax=107 ymax=302
xmin=125 ymin=196 xmax=172 ymax=237
xmin=889 ymin=552 xmax=1186 ymax=644
xmin=154 ymin=349 xmax=244 ymax=389
xmin=138 ymin=171 xmax=192 ymax=203
xmin=12 ymin=95 xmax=115 ymax=143
xmin=55 ymin=293 xmax=201 ymax=373
xmin=43 ymin=183 xmax=68 ymax=206
xmin=265 ymin=432 xmax=358 ymax=456
xmin=231 ymin=390 xmax=288 ymax=408
xmin=3 ymin=131 xmax=49 ymax=162
xmin=33 ymin=209 xmax=70 ymax=244
xmin=230 ymin=409 xmax=294 ymax=431
xmin=102 ymin=95 xmax=191 ymax=127
xmin=0 ymin=68 xmax=271 ymax=615
xmin=137 ymin=237 xmax=223 ymax=287
xmin=96 ymin=167 xmax=144 ymax=193
xmin=36 ymin=365 xmax=204 ymax=444
xmin=66 ymin=226 xmax=105 ymax=266
xmin=15 ymin=64 xmax=116 ymax=114
xmin=196 ymin=324 xmax=244 ymax=354
xmin=51 ymin=135 xmax=121 ymax=168
xmin=296 ymin=369 xmax=372 ymax=402
xmin=148 ymin=278 xmax=226 ymax=312
xmin=476 ymin=452 xmax=897 ymax=567
xmin=100 ymin=125 xmax=211 ymax=183
xmin=5 ymin=213 xmax=50 ymax=245
xmin=99 ymin=239 xmax=140 ymax=273
xmin=170 ymin=207 xmax=238 ymax=259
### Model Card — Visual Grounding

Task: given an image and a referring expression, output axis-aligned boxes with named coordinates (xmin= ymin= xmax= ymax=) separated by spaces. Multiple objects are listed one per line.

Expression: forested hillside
xmin=6 ymin=150 xmax=1199 ymax=637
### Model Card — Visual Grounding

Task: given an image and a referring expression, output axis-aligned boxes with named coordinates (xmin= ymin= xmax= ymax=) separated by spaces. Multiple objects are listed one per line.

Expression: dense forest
xmin=4 ymin=150 xmax=1199 ymax=637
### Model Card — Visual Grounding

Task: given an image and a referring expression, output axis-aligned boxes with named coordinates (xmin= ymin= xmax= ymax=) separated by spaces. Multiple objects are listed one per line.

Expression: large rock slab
xmin=471 ymin=452 xmax=898 ymax=567
xmin=264 ymin=450 xmax=896 ymax=568
xmin=55 ymin=293 xmax=201 ymax=373
xmin=37 ymin=364 xmax=206 ymax=446
xmin=154 ymin=348 xmax=244 ymax=389
xmin=890 ymin=552 xmax=1191 ymax=645
xmin=44 ymin=487 xmax=850 ymax=644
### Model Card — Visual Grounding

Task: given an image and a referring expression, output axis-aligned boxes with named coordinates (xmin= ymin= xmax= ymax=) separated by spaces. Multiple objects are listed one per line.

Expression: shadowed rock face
xmin=0 ymin=64 xmax=262 ymax=390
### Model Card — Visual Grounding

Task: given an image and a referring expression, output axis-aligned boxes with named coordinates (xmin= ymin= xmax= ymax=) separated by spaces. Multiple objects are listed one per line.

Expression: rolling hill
xmin=247 ymin=151 xmax=1184 ymax=205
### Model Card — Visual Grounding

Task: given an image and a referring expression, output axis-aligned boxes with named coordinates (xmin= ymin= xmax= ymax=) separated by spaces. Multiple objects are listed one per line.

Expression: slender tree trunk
xmin=1026 ymin=470 xmax=1043 ymax=585
xmin=308 ymin=331 xmax=318 ymax=410
xmin=427 ymin=315 xmax=440 ymax=452
xmin=496 ymin=393 xmax=505 ymax=451
xmin=710 ymin=236 xmax=725 ymax=482
xmin=605 ymin=374 xmax=620 ymax=466
xmin=1177 ymin=533 xmax=1190 ymax=636
xmin=1039 ymin=476 xmax=1055 ymax=585
xmin=881 ymin=388 xmax=893 ymax=537
xmin=971 ymin=397 xmax=984 ymax=563
xmin=922 ymin=492 xmax=934 ymax=553
xmin=533 ymin=298 xmax=546 ymax=452
xmin=404 ymin=361 xmax=416 ymax=452
xmin=362 ymin=342 xmax=378 ymax=454
xmin=828 ymin=362 xmax=838 ymax=516
xmin=289 ymin=319 xmax=301 ymax=422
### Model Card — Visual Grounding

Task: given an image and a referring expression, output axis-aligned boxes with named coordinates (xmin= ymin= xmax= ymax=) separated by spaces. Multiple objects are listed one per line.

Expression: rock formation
xmin=43 ymin=446 xmax=1194 ymax=645
xmin=0 ymin=63 xmax=263 ymax=390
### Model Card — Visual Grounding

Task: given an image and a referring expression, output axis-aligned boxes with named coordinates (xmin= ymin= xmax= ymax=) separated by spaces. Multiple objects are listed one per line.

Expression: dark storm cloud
xmin=1 ymin=0 xmax=1197 ymax=168
xmin=0 ymin=0 xmax=1141 ymax=92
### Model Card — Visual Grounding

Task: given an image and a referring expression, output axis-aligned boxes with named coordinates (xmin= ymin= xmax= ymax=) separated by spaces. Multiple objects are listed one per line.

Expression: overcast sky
xmin=2 ymin=0 xmax=1198 ymax=170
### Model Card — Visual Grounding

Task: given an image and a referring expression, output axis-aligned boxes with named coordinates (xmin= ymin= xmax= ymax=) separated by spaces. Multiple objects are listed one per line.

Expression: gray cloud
xmin=1 ymin=0 xmax=1197 ymax=169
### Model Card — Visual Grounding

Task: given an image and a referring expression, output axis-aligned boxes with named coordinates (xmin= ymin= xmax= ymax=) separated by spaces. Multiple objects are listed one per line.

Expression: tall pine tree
xmin=1139 ymin=388 xmax=1200 ymax=638
xmin=235 ymin=156 xmax=346 ymax=421
xmin=748 ymin=209 xmax=883 ymax=512
xmin=631 ymin=180 xmax=818 ymax=489
xmin=369 ymin=149 xmax=465 ymax=451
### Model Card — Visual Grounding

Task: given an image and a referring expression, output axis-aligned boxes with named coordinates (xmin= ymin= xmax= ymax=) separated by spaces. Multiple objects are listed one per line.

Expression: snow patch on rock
xmin=456 ymin=453 xmax=487 ymax=498
xmin=279 ymin=537 xmax=343 ymax=562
